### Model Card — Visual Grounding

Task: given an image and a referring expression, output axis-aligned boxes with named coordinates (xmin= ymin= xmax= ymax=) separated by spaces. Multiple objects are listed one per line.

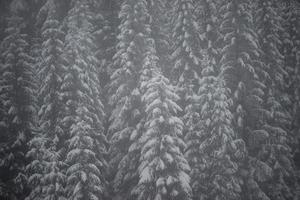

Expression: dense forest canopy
xmin=0 ymin=0 xmax=300 ymax=200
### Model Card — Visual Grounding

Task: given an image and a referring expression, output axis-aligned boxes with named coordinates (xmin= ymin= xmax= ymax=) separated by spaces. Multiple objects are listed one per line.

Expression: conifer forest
xmin=0 ymin=0 xmax=300 ymax=199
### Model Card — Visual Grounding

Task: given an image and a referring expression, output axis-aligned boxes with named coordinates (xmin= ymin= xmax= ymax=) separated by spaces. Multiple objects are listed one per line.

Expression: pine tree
xmin=62 ymin=0 xmax=108 ymax=199
xmin=93 ymin=0 xmax=117 ymax=85
xmin=170 ymin=4 xmax=201 ymax=191
xmin=91 ymin=1 xmax=119 ymax=197
xmin=26 ymin=132 xmax=47 ymax=200
xmin=0 ymin=11 xmax=36 ymax=199
xmin=170 ymin=0 xmax=201 ymax=109
xmin=280 ymin=0 xmax=300 ymax=173
xmin=108 ymin=0 xmax=153 ymax=198
xmin=185 ymin=52 xmax=245 ymax=200
xmin=0 ymin=9 xmax=8 ymax=197
xmin=0 ymin=61 xmax=11 ymax=199
xmin=0 ymin=0 xmax=11 ymax=41
xmin=26 ymin=0 xmax=67 ymax=199
xmin=147 ymin=0 xmax=171 ymax=75
xmin=193 ymin=0 xmax=220 ymax=67
xmin=133 ymin=65 xmax=191 ymax=200
xmin=219 ymin=0 xmax=272 ymax=199
xmin=254 ymin=0 xmax=297 ymax=199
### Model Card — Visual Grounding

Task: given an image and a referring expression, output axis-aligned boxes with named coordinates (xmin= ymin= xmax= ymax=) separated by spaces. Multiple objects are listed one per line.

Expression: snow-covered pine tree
xmin=170 ymin=0 xmax=201 ymax=112
xmin=134 ymin=63 xmax=191 ymax=200
xmin=92 ymin=1 xmax=118 ymax=197
xmin=0 ymin=9 xmax=36 ymax=199
xmin=280 ymin=0 xmax=300 ymax=174
xmin=92 ymin=2 xmax=117 ymax=174
xmin=26 ymin=132 xmax=47 ymax=200
xmin=108 ymin=0 xmax=154 ymax=199
xmin=0 ymin=81 xmax=6 ymax=141
xmin=0 ymin=56 xmax=10 ymax=199
xmin=185 ymin=51 xmax=245 ymax=200
xmin=219 ymin=0 xmax=273 ymax=199
xmin=254 ymin=0 xmax=297 ymax=199
xmin=93 ymin=0 xmax=117 ymax=86
xmin=193 ymin=0 xmax=220 ymax=68
xmin=0 ymin=6 xmax=8 ymax=196
xmin=184 ymin=7 xmax=224 ymax=198
xmin=170 ymin=2 xmax=201 ymax=186
xmin=147 ymin=0 xmax=171 ymax=76
xmin=118 ymin=1 xmax=192 ymax=199
xmin=62 ymin=0 xmax=108 ymax=199
xmin=0 ymin=0 xmax=10 ymax=42
xmin=279 ymin=0 xmax=297 ymax=113
xmin=286 ymin=2 xmax=300 ymax=184
xmin=26 ymin=0 xmax=67 ymax=199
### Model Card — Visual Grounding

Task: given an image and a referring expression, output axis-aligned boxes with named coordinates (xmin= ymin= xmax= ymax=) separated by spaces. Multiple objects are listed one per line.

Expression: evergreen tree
xmin=0 ymin=61 xmax=11 ymax=198
xmin=124 ymin=1 xmax=193 ymax=199
xmin=26 ymin=132 xmax=47 ymax=200
xmin=186 ymin=52 xmax=245 ymax=200
xmin=26 ymin=0 xmax=67 ymax=199
xmin=170 ymin=3 xmax=201 ymax=190
xmin=108 ymin=0 xmax=152 ymax=198
xmin=0 ymin=10 xmax=36 ymax=199
xmin=147 ymin=0 xmax=171 ymax=75
xmin=193 ymin=0 xmax=220 ymax=68
xmin=219 ymin=0 xmax=272 ymax=199
xmin=62 ymin=0 xmax=108 ymax=199
xmin=255 ymin=0 xmax=297 ymax=199
xmin=0 ymin=0 xmax=11 ymax=41
xmin=170 ymin=0 xmax=201 ymax=109
xmin=91 ymin=1 xmax=119 ymax=197
xmin=134 ymin=66 xmax=191 ymax=200
xmin=280 ymin=0 xmax=300 ymax=173
xmin=93 ymin=0 xmax=117 ymax=85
